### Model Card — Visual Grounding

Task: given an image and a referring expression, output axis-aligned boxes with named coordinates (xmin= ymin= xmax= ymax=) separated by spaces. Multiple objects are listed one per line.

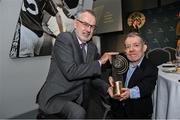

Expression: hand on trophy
xmin=107 ymin=76 xmax=122 ymax=100
xmin=99 ymin=52 xmax=119 ymax=65
xmin=108 ymin=76 xmax=130 ymax=101
xmin=119 ymin=88 xmax=130 ymax=101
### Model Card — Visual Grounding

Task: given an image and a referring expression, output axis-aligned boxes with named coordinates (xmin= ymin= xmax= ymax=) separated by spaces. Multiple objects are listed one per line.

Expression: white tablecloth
xmin=152 ymin=67 xmax=180 ymax=119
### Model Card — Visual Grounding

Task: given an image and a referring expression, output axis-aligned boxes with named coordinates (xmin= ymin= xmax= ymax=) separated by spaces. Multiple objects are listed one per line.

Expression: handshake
xmin=98 ymin=52 xmax=119 ymax=65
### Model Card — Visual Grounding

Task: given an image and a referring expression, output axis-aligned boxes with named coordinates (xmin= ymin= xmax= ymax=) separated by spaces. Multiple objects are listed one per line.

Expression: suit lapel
xmin=72 ymin=31 xmax=84 ymax=63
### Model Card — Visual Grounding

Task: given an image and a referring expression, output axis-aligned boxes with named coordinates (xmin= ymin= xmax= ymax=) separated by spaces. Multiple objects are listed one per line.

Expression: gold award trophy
xmin=112 ymin=54 xmax=128 ymax=95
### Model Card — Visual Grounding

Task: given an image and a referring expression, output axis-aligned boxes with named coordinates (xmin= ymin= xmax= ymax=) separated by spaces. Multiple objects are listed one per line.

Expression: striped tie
xmin=80 ymin=43 xmax=87 ymax=62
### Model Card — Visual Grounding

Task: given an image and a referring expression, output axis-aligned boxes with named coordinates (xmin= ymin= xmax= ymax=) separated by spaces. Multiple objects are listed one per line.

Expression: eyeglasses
xmin=76 ymin=19 xmax=96 ymax=30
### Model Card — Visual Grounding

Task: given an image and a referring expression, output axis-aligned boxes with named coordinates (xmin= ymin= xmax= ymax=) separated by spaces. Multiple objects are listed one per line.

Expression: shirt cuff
xmin=130 ymin=86 xmax=140 ymax=99
xmin=98 ymin=60 xmax=102 ymax=66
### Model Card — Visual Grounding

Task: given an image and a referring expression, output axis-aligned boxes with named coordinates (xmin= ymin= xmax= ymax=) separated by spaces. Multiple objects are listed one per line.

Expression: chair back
xmin=146 ymin=48 xmax=171 ymax=66
xmin=163 ymin=47 xmax=176 ymax=62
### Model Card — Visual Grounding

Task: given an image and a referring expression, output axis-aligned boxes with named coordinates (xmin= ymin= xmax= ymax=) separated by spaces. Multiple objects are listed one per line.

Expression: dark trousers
xmin=109 ymin=98 xmax=152 ymax=119
xmin=41 ymin=97 xmax=86 ymax=119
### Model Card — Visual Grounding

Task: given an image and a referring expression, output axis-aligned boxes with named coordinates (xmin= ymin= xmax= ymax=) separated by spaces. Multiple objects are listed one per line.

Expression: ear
xmin=143 ymin=44 xmax=147 ymax=52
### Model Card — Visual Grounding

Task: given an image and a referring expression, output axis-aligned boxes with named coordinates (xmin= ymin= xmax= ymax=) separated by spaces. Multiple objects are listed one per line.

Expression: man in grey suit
xmin=36 ymin=9 xmax=118 ymax=119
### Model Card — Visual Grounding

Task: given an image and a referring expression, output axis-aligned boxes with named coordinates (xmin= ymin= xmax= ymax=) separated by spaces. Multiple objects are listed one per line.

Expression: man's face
xmin=73 ymin=12 xmax=96 ymax=43
xmin=124 ymin=36 xmax=147 ymax=64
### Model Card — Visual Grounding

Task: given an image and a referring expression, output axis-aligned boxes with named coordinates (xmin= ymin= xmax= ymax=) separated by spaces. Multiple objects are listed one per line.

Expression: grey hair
xmin=75 ymin=9 xmax=96 ymax=20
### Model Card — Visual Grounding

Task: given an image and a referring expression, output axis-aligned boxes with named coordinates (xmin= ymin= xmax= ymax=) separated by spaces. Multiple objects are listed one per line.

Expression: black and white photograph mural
xmin=9 ymin=0 xmax=84 ymax=58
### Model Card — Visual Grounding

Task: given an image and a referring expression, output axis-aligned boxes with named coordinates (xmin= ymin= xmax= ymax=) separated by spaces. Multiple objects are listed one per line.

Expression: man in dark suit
xmin=107 ymin=32 xmax=158 ymax=119
xmin=36 ymin=9 xmax=118 ymax=119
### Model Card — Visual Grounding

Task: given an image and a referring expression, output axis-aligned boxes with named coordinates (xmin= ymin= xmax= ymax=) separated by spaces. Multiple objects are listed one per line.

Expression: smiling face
xmin=73 ymin=11 xmax=96 ymax=43
xmin=124 ymin=34 xmax=147 ymax=64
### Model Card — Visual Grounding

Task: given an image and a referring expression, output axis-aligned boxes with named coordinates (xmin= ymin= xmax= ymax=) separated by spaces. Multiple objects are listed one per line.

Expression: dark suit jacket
xmin=110 ymin=57 xmax=158 ymax=118
xmin=36 ymin=31 xmax=102 ymax=114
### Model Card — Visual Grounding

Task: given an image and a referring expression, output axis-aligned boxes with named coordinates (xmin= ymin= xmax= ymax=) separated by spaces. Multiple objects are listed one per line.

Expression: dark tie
xmin=80 ymin=43 xmax=87 ymax=62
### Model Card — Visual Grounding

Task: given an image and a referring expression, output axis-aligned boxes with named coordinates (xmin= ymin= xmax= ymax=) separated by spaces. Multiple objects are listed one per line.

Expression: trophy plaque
xmin=112 ymin=54 xmax=128 ymax=95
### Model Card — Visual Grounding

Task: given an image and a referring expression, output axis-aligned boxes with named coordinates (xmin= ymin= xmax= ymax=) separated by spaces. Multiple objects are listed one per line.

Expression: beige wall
xmin=0 ymin=0 xmax=93 ymax=118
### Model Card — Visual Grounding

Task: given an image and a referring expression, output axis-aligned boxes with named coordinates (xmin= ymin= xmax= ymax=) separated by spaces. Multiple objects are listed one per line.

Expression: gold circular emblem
xmin=127 ymin=11 xmax=146 ymax=29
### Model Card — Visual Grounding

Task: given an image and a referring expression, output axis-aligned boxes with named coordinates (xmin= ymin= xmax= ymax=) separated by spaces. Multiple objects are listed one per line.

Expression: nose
xmin=86 ymin=26 xmax=92 ymax=32
xmin=129 ymin=46 xmax=134 ymax=51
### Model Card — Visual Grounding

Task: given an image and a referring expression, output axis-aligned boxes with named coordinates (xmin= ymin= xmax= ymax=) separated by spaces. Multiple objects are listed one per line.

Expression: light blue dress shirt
xmin=125 ymin=56 xmax=144 ymax=99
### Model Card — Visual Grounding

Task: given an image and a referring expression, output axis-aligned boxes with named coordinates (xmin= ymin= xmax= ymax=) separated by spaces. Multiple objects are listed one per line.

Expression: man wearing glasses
xmin=36 ymin=9 xmax=118 ymax=119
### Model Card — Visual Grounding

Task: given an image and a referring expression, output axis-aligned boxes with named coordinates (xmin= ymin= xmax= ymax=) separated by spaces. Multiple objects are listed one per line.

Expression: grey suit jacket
xmin=36 ymin=31 xmax=101 ymax=114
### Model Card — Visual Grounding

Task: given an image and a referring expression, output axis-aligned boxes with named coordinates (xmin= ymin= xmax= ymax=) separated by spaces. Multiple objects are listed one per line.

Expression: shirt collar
xmin=129 ymin=56 xmax=144 ymax=68
xmin=76 ymin=36 xmax=86 ymax=45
